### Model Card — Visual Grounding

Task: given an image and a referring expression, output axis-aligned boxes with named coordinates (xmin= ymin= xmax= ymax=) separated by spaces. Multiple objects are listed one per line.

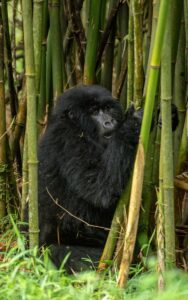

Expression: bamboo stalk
xmin=12 ymin=0 xmax=18 ymax=81
xmin=1 ymin=0 xmax=18 ymax=118
xmin=118 ymin=144 xmax=145 ymax=287
xmin=160 ymin=1 xmax=175 ymax=268
xmin=83 ymin=0 xmax=102 ymax=84
xmin=117 ymin=0 xmax=170 ymax=287
xmin=66 ymin=0 xmax=86 ymax=71
xmin=184 ymin=0 xmax=188 ymax=135
xmin=38 ymin=0 xmax=48 ymax=133
xmin=157 ymin=140 xmax=165 ymax=290
xmin=33 ymin=0 xmax=44 ymax=92
xmin=127 ymin=4 xmax=134 ymax=107
xmin=22 ymin=0 xmax=39 ymax=248
xmin=143 ymin=0 xmax=160 ymax=99
xmin=101 ymin=0 xmax=116 ymax=91
xmin=0 ymin=5 xmax=7 ymax=218
xmin=96 ymin=0 xmax=123 ymax=70
xmin=173 ymin=22 xmax=186 ymax=172
xmin=21 ymin=135 xmax=28 ymax=221
xmin=171 ymin=0 xmax=183 ymax=79
xmin=98 ymin=178 xmax=131 ymax=271
xmin=132 ymin=0 xmax=144 ymax=108
xmin=115 ymin=2 xmax=128 ymax=106
xmin=176 ymin=116 xmax=188 ymax=173
xmin=46 ymin=30 xmax=53 ymax=114
xmin=49 ymin=0 xmax=63 ymax=100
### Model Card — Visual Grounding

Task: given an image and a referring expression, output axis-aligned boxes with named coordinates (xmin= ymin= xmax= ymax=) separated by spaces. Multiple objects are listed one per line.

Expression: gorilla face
xmin=89 ymin=105 xmax=118 ymax=141
xmin=54 ymin=85 xmax=124 ymax=145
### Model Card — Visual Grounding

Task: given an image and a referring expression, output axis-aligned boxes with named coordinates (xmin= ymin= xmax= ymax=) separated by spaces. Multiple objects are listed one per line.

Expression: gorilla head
xmin=51 ymin=85 xmax=124 ymax=145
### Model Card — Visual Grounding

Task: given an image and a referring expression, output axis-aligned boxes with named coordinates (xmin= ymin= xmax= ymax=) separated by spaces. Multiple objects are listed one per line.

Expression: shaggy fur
xmin=38 ymin=85 xmax=142 ymax=268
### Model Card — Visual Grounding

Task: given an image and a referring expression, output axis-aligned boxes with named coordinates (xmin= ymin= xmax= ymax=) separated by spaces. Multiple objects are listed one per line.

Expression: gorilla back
xmin=38 ymin=85 xmax=142 ymax=268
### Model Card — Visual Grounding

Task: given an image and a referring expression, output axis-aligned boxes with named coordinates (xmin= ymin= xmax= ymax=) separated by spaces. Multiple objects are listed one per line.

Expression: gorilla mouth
xmin=103 ymin=132 xmax=113 ymax=139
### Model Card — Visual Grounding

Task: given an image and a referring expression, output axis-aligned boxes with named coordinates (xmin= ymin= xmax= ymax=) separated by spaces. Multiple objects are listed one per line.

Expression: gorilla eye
xmin=68 ymin=110 xmax=74 ymax=119
xmin=89 ymin=106 xmax=98 ymax=115
xmin=104 ymin=105 xmax=111 ymax=111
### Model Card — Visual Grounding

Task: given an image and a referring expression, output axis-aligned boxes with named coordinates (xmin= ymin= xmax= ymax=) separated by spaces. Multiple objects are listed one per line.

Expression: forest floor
xmin=0 ymin=223 xmax=188 ymax=300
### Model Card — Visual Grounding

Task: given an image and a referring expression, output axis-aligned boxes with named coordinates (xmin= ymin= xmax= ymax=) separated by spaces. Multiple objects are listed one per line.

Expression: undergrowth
xmin=0 ymin=216 xmax=188 ymax=300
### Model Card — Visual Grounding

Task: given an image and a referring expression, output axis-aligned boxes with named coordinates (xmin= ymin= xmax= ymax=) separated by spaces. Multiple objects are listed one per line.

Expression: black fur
xmin=38 ymin=85 xmax=142 ymax=268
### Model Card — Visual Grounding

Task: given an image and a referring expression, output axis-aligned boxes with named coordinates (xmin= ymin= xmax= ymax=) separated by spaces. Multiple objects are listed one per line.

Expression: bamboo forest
xmin=0 ymin=0 xmax=188 ymax=299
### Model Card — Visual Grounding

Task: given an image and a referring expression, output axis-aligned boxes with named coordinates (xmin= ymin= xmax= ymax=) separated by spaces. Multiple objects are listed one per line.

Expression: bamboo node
xmin=178 ymin=108 xmax=186 ymax=113
xmin=150 ymin=64 xmax=160 ymax=69
xmin=33 ymin=0 xmax=44 ymax=3
xmin=162 ymin=185 xmax=174 ymax=190
xmin=25 ymin=73 xmax=35 ymax=78
xmin=161 ymin=96 xmax=172 ymax=102
xmin=28 ymin=160 xmax=39 ymax=165
xmin=48 ymin=2 xmax=60 ymax=8
xmin=15 ymin=121 xmax=25 ymax=128
xmin=29 ymin=229 xmax=40 ymax=233
xmin=134 ymin=10 xmax=143 ymax=16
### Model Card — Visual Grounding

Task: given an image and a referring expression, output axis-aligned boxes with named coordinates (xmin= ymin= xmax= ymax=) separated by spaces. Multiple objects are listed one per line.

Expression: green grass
xmin=0 ymin=217 xmax=188 ymax=300
xmin=0 ymin=254 xmax=188 ymax=300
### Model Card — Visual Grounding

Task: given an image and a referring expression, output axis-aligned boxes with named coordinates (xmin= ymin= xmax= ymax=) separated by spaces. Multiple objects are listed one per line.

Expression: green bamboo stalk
xmin=160 ymin=1 xmax=175 ymax=268
xmin=118 ymin=0 xmax=170 ymax=288
xmin=98 ymin=178 xmax=131 ymax=271
xmin=96 ymin=0 xmax=123 ymax=70
xmin=157 ymin=140 xmax=165 ymax=290
xmin=171 ymin=0 xmax=183 ymax=79
xmin=132 ymin=0 xmax=144 ymax=108
xmin=115 ymin=3 xmax=128 ymax=80
xmin=64 ymin=27 xmax=77 ymax=88
xmin=83 ymin=0 xmax=102 ymax=84
xmin=49 ymin=0 xmax=63 ymax=100
xmin=101 ymin=0 xmax=117 ymax=90
xmin=143 ymin=0 xmax=160 ymax=99
xmin=114 ymin=51 xmax=128 ymax=102
xmin=82 ymin=0 xmax=91 ymax=37
xmin=96 ymin=0 xmax=107 ymax=83
xmin=143 ymin=1 xmax=152 ymax=72
xmin=101 ymin=27 xmax=116 ymax=90
xmin=12 ymin=0 xmax=18 ymax=82
xmin=137 ymin=125 xmax=157 ymax=254
xmin=21 ymin=135 xmax=28 ymax=221
xmin=1 ymin=0 xmax=18 ymax=118
xmin=127 ymin=4 xmax=134 ymax=108
xmin=185 ymin=0 xmax=188 ymax=135
xmin=140 ymin=1 xmax=170 ymax=153
xmin=100 ymin=0 xmax=107 ymax=36
xmin=33 ymin=0 xmax=44 ymax=93
xmin=60 ymin=1 xmax=67 ymax=87
xmin=0 ymin=5 xmax=7 ymax=218
xmin=115 ymin=3 xmax=128 ymax=107
xmin=22 ymin=0 xmax=39 ymax=248
xmin=173 ymin=22 xmax=186 ymax=172
xmin=38 ymin=0 xmax=48 ymax=133
xmin=6 ymin=143 xmax=20 ymax=214
xmin=46 ymin=30 xmax=53 ymax=114
xmin=176 ymin=115 xmax=188 ymax=173
xmin=11 ymin=83 xmax=27 ymax=162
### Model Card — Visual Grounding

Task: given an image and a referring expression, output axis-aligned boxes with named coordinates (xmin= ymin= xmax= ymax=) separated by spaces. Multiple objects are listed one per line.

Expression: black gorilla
xmin=37 ymin=85 xmax=178 ymax=270
xmin=38 ymin=85 xmax=143 ymax=269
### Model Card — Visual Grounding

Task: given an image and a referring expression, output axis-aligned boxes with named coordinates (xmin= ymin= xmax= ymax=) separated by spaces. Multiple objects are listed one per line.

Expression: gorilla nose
xmin=103 ymin=120 xmax=114 ymax=129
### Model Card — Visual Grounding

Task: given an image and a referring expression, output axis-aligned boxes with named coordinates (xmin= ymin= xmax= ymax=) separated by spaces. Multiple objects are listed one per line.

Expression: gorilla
xmin=36 ymin=85 xmax=178 ymax=270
